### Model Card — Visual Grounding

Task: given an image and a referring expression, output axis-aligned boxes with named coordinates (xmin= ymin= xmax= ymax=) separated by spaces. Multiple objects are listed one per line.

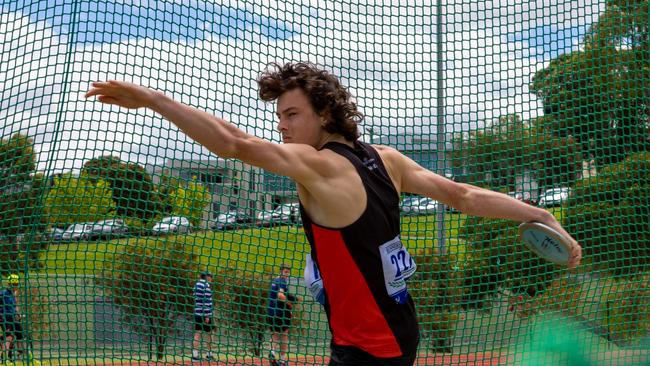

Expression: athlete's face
xmin=280 ymin=268 xmax=291 ymax=278
xmin=276 ymin=88 xmax=325 ymax=147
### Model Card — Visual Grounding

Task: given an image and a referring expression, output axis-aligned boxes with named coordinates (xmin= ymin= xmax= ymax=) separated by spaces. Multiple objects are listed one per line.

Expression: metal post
xmin=435 ymin=0 xmax=447 ymax=255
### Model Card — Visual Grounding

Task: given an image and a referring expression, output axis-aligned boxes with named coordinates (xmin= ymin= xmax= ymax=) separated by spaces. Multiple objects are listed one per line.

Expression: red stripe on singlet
xmin=312 ymin=225 xmax=402 ymax=357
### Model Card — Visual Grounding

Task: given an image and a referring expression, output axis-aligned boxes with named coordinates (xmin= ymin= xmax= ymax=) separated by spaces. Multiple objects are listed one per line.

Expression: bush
xmin=16 ymin=285 xmax=50 ymax=340
xmin=459 ymin=216 xmax=557 ymax=304
xmin=601 ymin=275 xmax=650 ymax=345
xmin=410 ymin=248 xmax=463 ymax=352
xmin=95 ymin=237 xmax=198 ymax=360
xmin=566 ymin=152 xmax=650 ymax=275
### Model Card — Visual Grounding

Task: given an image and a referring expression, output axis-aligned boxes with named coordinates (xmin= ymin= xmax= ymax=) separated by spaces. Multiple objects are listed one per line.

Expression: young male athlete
xmin=86 ymin=62 xmax=581 ymax=365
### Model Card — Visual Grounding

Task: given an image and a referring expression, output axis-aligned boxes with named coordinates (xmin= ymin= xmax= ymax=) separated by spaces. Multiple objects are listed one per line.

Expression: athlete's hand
xmin=85 ymin=80 xmax=160 ymax=109
xmin=541 ymin=218 xmax=582 ymax=269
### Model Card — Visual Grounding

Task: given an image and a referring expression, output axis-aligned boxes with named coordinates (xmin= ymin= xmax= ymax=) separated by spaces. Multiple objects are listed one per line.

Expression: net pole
xmin=435 ymin=0 xmax=447 ymax=255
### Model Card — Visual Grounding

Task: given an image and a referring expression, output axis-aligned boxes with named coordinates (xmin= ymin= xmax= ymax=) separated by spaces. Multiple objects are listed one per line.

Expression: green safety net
xmin=1 ymin=0 xmax=649 ymax=365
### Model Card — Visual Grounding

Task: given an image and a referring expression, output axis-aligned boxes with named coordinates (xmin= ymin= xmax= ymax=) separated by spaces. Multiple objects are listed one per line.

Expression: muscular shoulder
xmin=371 ymin=144 xmax=407 ymax=192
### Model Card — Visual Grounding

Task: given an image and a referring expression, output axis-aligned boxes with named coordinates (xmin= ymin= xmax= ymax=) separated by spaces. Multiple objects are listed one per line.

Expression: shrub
xmin=410 ymin=248 xmax=463 ymax=352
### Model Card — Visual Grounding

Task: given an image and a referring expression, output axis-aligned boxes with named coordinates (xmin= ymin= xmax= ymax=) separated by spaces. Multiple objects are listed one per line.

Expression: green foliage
xmin=566 ymin=152 xmax=650 ymax=275
xmin=0 ymin=134 xmax=49 ymax=273
xmin=82 ymin=156 xmax=161 ymax=222
xmin=167 ymin=178 xmax=211 ymax=227
xmin=451 ymin=114 xmax=582 ymax=189
xmin=458 ymin=217 xmax=557 ymax=309
xmin=95 ymin=237 xmax=198 ymax=360
xmin=121 ymin=216 xmax=148 ymax=237
xmin=601 ymin=275 xmax=650 ymax=345
xmin=16 ymin=285 xmax=50 ymax=340
xmin=410 ymin=248 xmax=463 ymax=352
xmin=43 ymin=174 xmax=116 ymax=227
xmin=0 ymin=133 xmax=35 ymax=187
xmin=508 ymin=278 xmax=582 ymax=320
xmin=528 ymin=117 xmax=584 ymax=189
xmin=530 ymin=0 xmax=649 ymax=167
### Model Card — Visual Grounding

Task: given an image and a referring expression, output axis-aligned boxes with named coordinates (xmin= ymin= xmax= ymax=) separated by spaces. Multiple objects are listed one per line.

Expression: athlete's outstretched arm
xmin=85 ymin=81 xmax=322 ymax=182
xmin=378 ymin=145 xmax=581 ymax=268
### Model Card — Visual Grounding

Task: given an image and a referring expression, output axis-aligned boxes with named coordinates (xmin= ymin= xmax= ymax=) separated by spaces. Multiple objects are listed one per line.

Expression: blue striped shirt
xmin=193 ymin=279 xmax=213 ymax=317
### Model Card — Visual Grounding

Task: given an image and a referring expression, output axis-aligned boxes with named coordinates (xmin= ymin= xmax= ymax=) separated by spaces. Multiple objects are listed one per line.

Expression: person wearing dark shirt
xmin=86 ymin=62 xmax=581 ymax=365
xmin=267 ymin=264 xmax=297 ymax=366
xmin=0 ymin=274 xmax=39 ymax=366
xmin=192 ymin=271 xmax=215 ymax=361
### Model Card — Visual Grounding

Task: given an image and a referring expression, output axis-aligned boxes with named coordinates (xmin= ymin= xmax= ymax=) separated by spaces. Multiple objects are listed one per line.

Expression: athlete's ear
xmin=319 ymin=110 xmax=331 ymax=127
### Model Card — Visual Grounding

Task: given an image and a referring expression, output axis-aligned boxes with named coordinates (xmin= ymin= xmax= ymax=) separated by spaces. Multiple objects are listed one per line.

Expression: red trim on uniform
xmin=312 ymin=225 xmax=402 ymax=358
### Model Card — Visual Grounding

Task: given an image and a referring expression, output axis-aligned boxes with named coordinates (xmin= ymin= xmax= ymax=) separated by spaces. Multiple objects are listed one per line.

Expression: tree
xmin=82 ymin=156 xmax=162 ymax=222
xmin=95 ymin=238 xmax=198 ymax=360
xmin=43 ymin=174 xmax=116 ymax=227
xmin=167 ymin=178 xmax=210 ymax=227
xmin=565 ymin=152 xmax=650 ymax=275
xmin=450 ymin=114 xmax=582 ymax=190
xmin=530 ymin=0 xmax=649 ymax=167
xmin=0 ymin=134 xmax=49 ymax=273
xmin=528 ymin=116 xmax=584 ymax=188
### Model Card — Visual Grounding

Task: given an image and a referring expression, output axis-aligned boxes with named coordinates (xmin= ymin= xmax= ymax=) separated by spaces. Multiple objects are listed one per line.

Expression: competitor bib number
xmin=304 ymin=253 xmax=325 ymax=305
xmin=380 ymin=236 xmax=416 ymax=304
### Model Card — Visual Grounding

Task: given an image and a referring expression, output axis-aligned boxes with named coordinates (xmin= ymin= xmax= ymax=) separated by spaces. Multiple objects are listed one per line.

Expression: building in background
xmin=148 ymin=159 xmax=298 ymax=229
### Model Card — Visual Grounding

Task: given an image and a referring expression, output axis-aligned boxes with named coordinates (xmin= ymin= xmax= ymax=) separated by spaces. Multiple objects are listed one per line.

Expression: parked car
xmin=151 ymin=216 xmax=192 ymax=235
xmin=411 ymin=197 xmax=440 ymax=215
xmin=92 ymin=219 xmax=129 ymax=239
xmin=400 ymin=196 xmax=424 ymax=215
xmin=48 ymin=227 xmax=65 ymax=241
xmin=61 ymin=223 xmax=96 ymax=241
xmin=507 ymin=191 xmax=537 ymax=205
xmin=257 ymin=203 xmax=301 ymax=226
xmin=211 ymin=210 xmax=254 ymax=231
xmin=538 ymin=187 xmax=571 ymax=208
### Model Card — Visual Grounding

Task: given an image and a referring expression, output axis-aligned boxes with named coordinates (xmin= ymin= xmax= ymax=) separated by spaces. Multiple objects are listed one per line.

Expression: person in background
xmin=267 ymin=264 xmax=298 ymax=366
xmin=192 ymin=270 xmax=215 ymax=361
xmin=0 ymin=274 xmax=39 ymax=366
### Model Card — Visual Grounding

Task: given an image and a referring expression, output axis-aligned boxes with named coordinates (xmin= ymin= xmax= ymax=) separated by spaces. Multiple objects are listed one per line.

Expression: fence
xmin=1 ymin=0 xmax=649 ymax=365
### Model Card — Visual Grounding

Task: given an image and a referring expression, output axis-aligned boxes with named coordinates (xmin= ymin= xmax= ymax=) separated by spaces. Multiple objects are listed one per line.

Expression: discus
xmin=518 ymin=222 xmax=572 ymax=265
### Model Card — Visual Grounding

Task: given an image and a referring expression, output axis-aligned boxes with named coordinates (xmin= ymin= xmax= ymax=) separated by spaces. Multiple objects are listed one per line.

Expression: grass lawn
xmin=42 ymin=213 xmax=469 ymax=275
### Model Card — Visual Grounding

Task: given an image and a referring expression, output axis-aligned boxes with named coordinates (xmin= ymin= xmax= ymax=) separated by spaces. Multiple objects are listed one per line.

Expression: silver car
xmin=92 ymin=219 xmax=129 ymax=239
xmin=411 ymin=197 xmax=440 ymax=215
xmin=61 ymin=223 xmax=95 ymax=241
xmin=538 ymin=187 xmax=571 ymax=207
xmin=400 ymin=196 xmax=424 ymax=215
xmin=257 ymin=203 xmax=300 ymax=225
xmin=151 ymin=216 xmax=192 ymax=235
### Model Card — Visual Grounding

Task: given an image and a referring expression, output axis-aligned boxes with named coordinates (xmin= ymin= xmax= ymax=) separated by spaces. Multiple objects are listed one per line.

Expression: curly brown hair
xmin=257 ymin=62 xmax=363 ymax=141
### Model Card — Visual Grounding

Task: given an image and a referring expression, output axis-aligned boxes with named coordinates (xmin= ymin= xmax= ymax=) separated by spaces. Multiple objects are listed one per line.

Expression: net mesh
xmin=1 ymin=0 xmax=649 ymax=365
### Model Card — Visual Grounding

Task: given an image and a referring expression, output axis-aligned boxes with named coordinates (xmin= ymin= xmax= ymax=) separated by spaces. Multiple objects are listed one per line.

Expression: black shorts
xmin=1 ymin=317 xmax=24 ymax=340
xmin=194 ymin=315 xmax=214 ymax=332
xmin=328 ymin=344 xmax=417 ymax=366
xmin=267 ymin=312 xmax=291 ymax=333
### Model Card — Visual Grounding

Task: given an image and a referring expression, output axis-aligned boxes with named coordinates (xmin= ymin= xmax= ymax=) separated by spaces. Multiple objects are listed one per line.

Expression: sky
xmin=0 ymin=0 xmax=605 ymax=173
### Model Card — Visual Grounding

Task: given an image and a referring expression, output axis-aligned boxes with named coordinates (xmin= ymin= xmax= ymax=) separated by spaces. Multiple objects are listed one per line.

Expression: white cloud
xmin=1 ymin=0 xmax=605 ymax=174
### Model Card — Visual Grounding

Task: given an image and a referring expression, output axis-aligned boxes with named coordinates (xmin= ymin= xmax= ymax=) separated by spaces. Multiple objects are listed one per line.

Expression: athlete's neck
xmin=317 ymin=134 xmax=353 ymax=150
